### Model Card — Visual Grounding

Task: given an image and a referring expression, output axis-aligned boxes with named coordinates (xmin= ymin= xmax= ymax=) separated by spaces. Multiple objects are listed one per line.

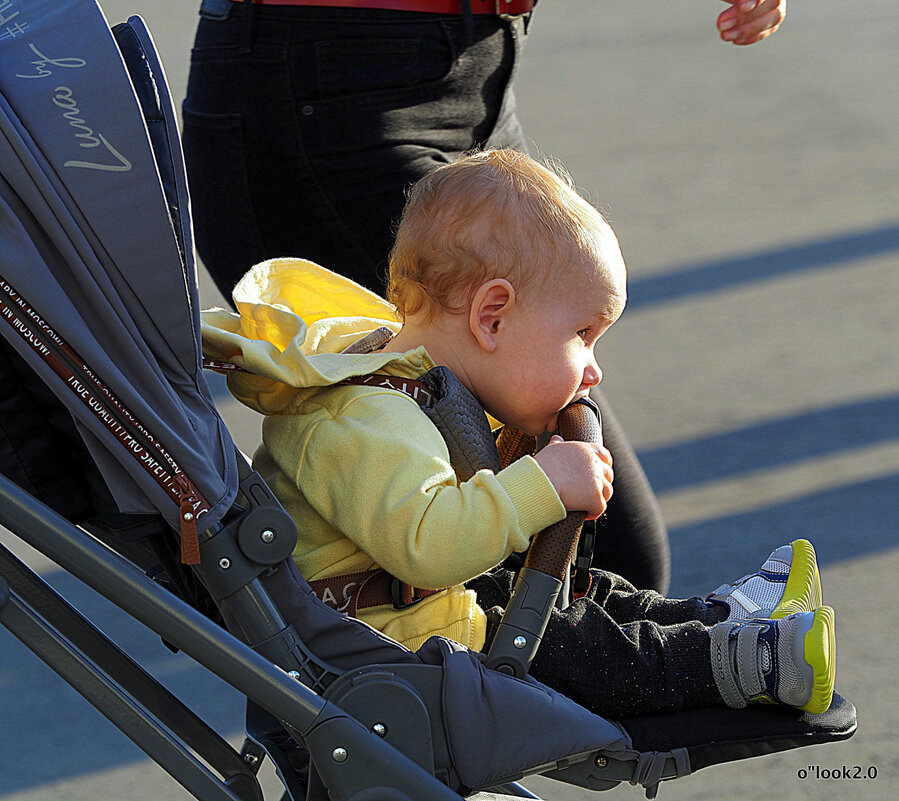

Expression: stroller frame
xmin=0 ymin=472 xmax=469 ymax=801
xmin=0 ymin=463 xmax=857 ymax=801
xmin=0 ymin=3 xmax=856 ymax=799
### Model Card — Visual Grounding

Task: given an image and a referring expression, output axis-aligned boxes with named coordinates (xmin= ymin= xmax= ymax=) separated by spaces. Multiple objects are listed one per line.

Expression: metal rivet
xmin=595 ymin=755 xmax=608 ymax=768
xmin=302 ymin=105 xmax=314 ymax=116
xmin=218 ymin=558 xmax=231 ymax=570
xmin=288 ymin=670 xmax=301 ymax=680
xmin=243 ymin=753 xmax=259 ymax=766
xmin=372 ymin=723 xmax=387 ymax=737
xmin=331 ymin=747 xmax=348 ymax=763
xmin=261 ymin=529 xmax=275 ymax=543
xmin=183 ymin=512 xmax=194 ymax=521
xmin=513 ymin=635 xmax=527 ymax=649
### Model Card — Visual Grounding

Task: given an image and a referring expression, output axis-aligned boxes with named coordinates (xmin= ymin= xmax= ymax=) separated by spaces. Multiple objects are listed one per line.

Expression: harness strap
xmin=338 ymin=374 xmax=436 ymax=407
xmin=202 ymin=330 xmax=509 ymax=613
xmin=307 ymin=568 xmax=442 ymax=616
xmin=2 ymin=275 xmax=208 ymax=564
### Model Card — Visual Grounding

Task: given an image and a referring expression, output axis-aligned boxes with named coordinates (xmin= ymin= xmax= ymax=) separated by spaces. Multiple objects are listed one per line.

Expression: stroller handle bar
xmin=523 ymin=400 xmax=601 ymax=580
xmin=485 ymin=398 xmax=601 ymax=678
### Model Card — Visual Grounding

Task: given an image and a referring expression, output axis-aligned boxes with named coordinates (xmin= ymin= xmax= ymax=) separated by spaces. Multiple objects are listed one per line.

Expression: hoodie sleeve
xmin=264 ymin=389 xmax=565 ymax=589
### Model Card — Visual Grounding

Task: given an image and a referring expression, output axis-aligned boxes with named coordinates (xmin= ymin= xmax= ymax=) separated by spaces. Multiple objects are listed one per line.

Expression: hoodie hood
xmin=200 ymin=259 xmax=433 ymax=415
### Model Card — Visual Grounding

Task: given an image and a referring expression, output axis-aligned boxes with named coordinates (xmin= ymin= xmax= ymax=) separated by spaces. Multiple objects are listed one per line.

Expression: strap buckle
xmin=390 ymin=577 xmax=428 ymax=610
xmin=494 ymin=0 xmax=531 ymax=21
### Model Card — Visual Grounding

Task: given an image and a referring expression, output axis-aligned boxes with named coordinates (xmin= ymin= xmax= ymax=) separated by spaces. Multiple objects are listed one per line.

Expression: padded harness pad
xmin=419 ymin=366 xmax=501 ymax=482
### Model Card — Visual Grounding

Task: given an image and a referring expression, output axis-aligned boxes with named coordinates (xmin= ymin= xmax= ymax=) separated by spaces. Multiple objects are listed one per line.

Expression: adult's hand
xmin=717 ymin=0 xmax=786 ymax=46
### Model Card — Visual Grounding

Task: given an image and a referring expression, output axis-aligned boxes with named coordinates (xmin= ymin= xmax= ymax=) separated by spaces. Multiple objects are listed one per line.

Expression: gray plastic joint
xmin=485 ymin=568 xmax=563 ymax=678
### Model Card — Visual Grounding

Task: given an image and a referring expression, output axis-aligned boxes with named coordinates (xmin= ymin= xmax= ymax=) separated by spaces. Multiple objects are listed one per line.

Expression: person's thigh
xmin=183 ymin=5 xmax=523 ymax=295
xmin=589 ymin=389 xmax=671 ymax=592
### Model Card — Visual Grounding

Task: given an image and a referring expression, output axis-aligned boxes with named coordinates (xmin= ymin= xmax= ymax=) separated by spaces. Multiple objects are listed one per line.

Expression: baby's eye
xmin=577 ymin=328 xmax=590 ymax=342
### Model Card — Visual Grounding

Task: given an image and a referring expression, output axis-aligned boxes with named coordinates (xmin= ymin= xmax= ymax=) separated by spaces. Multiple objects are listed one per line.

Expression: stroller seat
xmin=0 ymin=3 xmax=856 ymax=800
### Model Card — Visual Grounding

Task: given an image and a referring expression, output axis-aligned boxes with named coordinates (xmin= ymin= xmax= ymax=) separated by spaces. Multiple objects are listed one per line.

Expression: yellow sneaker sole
xmin=801 ymin=605 xmax=836 ymax=714
xmin=772 ymin=538 xmax=822 ymax=619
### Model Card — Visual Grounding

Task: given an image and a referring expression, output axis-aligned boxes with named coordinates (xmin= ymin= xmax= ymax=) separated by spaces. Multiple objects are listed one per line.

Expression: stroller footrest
xmin=620 ymin=690 xmax=857 ymax=774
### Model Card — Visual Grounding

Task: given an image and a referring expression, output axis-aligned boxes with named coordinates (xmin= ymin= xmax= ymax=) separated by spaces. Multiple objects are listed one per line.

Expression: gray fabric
xmin=417 ymin=636 xmax=627 ymax=790
xmin=629 ymin=747 xmax=692 ymax=789
xmin=258 ymin=557 xmax=421 ymax=673
xmin=0 ymin=1 xmax=237 ymax=531
xmin=632 ymin=751 xmax=669 ymax=789
xmin=672 ymin=747 xmax=692 ymax=780
xmin=261 ymin=561 xmax=628 ymax=790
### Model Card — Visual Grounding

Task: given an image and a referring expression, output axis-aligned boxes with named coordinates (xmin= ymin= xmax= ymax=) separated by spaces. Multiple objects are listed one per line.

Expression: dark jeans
xmin=183 ymin=0 xmax=526 ymax=294
xmin=183 ymin=0 xmax=670 ymax=592
xmin=470 ymin=568 xmax=728 ymax=719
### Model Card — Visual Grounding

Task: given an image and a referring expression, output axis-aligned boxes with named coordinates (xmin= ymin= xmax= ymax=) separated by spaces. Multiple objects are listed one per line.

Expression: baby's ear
xmin=469 ymin=278 xmax=515 ymax=353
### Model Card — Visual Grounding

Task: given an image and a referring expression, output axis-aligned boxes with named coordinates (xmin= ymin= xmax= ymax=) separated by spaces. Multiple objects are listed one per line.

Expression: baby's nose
xmin=584 ymin=361 xmax=602 ymax=387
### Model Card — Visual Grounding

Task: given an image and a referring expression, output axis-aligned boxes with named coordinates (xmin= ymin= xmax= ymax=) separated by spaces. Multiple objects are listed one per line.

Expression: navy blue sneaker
xmin=710 ymin=606 xmax=836 ymax=714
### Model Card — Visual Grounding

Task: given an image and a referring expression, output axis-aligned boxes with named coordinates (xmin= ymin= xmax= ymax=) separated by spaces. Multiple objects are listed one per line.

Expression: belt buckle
xmin=390 ymin=577 xmax=426 ymax=610
xmin=495 ymin=0 xmax=528 ymax=21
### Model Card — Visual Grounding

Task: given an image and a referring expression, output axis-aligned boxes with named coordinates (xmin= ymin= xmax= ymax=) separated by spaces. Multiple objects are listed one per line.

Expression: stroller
xmin=0 ymin=2 xmax=856 ymax=799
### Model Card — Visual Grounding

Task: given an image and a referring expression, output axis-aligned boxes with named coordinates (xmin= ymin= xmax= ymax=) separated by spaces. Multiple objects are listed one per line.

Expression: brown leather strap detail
xmin=0 ymin=276 xmax=209 ymax=564
xmin=339 ymin=326 xmax=395 ymax=355
xmin=338 ymin=328 xmax=437 ymax=406
xmin=308 ymin=568 xmax=442 ymax=617
xmin=338 ymin=374 xmax=435 ymax=407
xmin=495 ymin=425 xmax=536 ymax=469
xmin=571 ymin=566 xmax=594 ymax=601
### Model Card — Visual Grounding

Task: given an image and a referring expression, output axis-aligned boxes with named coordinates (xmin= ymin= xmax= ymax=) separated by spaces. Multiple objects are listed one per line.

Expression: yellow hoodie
xmin=201 ymin=259 xmax=565 ymax=651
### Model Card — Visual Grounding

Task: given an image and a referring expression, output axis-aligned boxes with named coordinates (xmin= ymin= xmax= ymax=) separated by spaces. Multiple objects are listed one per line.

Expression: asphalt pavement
xmin=1 ymin=1 xmax=897 ymax=799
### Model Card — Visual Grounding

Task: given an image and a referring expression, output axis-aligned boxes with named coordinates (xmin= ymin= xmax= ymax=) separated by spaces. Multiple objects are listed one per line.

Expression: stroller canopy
xmin=0 ymin=0 xmax=237 ymax=560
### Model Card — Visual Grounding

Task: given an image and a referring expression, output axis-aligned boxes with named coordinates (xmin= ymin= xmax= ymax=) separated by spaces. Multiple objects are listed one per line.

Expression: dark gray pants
xmin=470 ymin=568 xmax=728 ymax=718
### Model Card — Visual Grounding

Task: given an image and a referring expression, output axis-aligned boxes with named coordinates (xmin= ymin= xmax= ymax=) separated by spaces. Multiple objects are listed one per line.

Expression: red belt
xmin=229 ymin=0 xmax=535 ymax=17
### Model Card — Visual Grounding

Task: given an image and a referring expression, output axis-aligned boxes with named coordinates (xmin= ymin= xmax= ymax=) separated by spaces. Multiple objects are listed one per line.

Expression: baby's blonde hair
xmin=387 ymin=149 xmax=615 ymax=322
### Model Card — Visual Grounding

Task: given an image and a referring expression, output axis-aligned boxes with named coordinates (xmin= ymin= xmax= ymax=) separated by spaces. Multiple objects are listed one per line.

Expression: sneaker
xmin=708 ymin=539 xmax=822 ymax=621
xmin=710 ymin=606 xmax=836 ymax=714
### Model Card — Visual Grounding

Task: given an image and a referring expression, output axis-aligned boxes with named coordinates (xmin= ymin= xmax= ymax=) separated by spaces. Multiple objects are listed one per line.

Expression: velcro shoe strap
xmin=707 ymin=583 xmax=762 ymax=617
xmin=710 ymin=621 xmax=746 ymax=709
xmin=736 ymin=623 xmax=764 ymax=698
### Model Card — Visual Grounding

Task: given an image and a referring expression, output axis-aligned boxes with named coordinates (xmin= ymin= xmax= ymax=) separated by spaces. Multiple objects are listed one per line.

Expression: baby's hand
xmin=534 ymin=436 xmax=613 ymax=520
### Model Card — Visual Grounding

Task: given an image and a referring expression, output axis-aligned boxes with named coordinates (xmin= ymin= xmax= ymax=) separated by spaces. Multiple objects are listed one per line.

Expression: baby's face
xmin=478 ymin=249 xmax=627 ymax=436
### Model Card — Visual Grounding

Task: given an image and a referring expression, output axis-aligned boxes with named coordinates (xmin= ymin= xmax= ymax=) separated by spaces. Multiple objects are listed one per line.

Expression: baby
xmin=202 ymin=149 xmax=835 ymax=718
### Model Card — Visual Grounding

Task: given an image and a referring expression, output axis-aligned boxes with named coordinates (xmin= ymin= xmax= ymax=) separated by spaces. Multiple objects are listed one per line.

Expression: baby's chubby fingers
xmin=534 ymin=438 xmax=614 ymax=520
xmin=597 ymin=443 xmax=613 ymax=466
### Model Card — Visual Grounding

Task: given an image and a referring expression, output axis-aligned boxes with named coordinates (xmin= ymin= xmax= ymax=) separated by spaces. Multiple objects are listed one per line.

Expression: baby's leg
xmin=583 ymin=568 xmax=727 ymax=627
xmin=467 ymin=566 xmax=725 ymax=630
xmin=530 ymin=600 xmax=720 ymax=718
xmin=528 ymin=600 xmax=836 ymax=718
